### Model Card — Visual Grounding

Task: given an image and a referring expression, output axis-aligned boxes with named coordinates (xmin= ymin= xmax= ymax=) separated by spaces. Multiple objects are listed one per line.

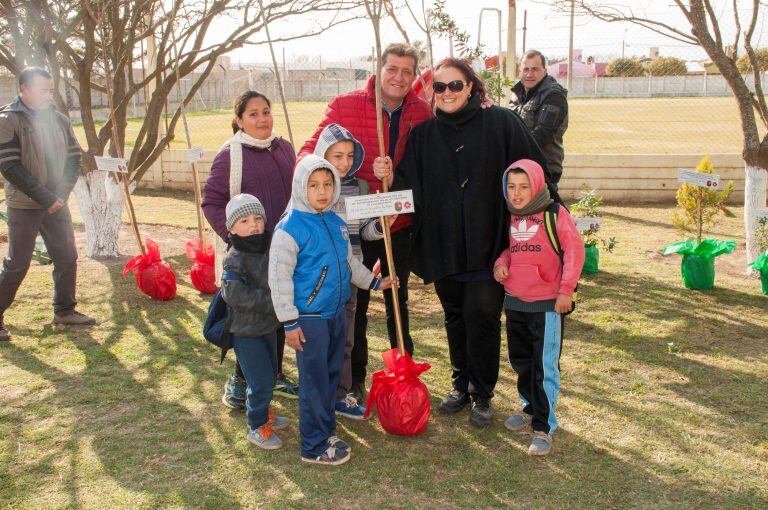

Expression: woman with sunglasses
xmin=381 ymin=57 xmax=560 ymax=430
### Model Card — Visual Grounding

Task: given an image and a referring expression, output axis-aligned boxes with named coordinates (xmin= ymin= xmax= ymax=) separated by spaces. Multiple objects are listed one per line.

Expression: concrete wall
xmin=137 ymin=151 xmax=747 ymax=204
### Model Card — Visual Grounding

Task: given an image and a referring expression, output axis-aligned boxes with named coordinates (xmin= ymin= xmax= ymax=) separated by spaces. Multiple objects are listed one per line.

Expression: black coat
xmin=394 ymin=95 xmax=558 ymax=284
xmin=512 ymin=75 xmax=569 ymax=180
xmin=221 ymin=233 xmax=280 ymax=338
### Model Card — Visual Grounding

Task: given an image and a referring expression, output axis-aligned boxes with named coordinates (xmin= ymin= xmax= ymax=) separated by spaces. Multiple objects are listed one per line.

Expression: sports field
xmin=72 ymin=96 xmax=753 ymax=154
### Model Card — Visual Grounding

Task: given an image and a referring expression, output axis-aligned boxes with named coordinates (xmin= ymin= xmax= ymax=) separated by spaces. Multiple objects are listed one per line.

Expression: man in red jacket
xmin=299 ymin=43 xmax=432 ymax=400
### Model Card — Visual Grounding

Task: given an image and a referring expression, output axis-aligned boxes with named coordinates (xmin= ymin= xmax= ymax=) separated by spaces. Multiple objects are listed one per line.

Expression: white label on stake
xmin=344 ymin=190 xmax=415 ymax=220
xmin=575 ymin=217 xmax=602 ymax=232
xmin=677 ymin=168 xmax=720 ymax=189
xmin=94 ymin=156 xmax=128 ymax=173
xmin=756 ymin=209 xmax=768 ymax=219
xmin=187 ymin=146 xmax=204 ymax=164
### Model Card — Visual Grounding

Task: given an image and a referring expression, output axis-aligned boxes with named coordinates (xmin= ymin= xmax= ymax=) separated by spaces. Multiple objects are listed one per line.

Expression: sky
xmin=216 ymin=0 xmax=765 ymax=66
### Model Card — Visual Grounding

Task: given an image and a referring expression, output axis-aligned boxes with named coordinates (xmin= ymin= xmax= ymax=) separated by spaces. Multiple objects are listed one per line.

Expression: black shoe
xmin=53 ymin=310 xmax=96 ymax=326
xmin=0 ymin=319 xmax=10 ymax=342
xmin=469 ymin=396 xmax=493 ymax=428
xmin=439 ymin=389 xmax=470 ymax=413
xmin=350 ymin=380 xmax=366 ymax=403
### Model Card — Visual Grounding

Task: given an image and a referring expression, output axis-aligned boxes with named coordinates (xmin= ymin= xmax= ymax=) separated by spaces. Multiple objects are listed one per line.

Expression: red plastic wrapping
xmin=185 ymin=238 xmax=216 ymax=294
xmin=122 ymin=238 xmax=177 ymax=301
xmin=364 ymin=348 xmax=431 ymax=437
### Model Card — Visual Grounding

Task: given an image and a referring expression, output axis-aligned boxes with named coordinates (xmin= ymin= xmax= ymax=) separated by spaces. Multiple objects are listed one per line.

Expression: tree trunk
xmin=744 ymin=162 xmax=768 ymax=267
xmin=73 ymin=173 xmax=125 ymax=258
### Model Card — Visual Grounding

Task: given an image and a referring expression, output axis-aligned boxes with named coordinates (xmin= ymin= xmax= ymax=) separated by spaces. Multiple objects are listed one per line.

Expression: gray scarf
xmin=507 ymin=186 xmax=554 ymax=215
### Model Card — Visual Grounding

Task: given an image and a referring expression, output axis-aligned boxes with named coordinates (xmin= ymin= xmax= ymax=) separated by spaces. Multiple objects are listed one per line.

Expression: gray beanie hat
xmin=226 ymin=193 xmax=266 ymax=230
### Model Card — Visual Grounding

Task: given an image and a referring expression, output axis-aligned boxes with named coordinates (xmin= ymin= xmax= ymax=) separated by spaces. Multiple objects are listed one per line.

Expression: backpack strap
xmin=543 ymin=202 xmax=578 ymax=307
xmin=221 ymin=270 xmax=241 ymax=283
xmin=543 ymin=202 xmax=563 ymax=262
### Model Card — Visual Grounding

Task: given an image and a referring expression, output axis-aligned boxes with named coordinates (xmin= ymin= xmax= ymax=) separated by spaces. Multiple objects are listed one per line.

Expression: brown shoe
xmin=53 ymin=311 xmax=96 ymax=326
xmin=0 ymin=320 xmax=10 ymax=341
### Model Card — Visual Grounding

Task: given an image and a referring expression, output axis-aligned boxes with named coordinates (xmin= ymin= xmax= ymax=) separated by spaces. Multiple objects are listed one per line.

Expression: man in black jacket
xmin=512 ymin=50 xmax=569 ymax=188
xmin=0 ymin=67 xmax=95 ymax=341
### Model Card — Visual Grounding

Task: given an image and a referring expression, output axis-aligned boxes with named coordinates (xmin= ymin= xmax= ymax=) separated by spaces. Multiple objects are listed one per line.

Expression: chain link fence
xmin=2 ymin=38 xmax=760 ymax=156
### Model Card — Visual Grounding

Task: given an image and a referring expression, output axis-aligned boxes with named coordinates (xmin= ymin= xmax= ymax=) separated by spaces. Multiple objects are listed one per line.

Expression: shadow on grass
xmin=0 ymin=258 xmax=242 ymax=508
xmin=2 ymin=254 xmax=766 ymax=507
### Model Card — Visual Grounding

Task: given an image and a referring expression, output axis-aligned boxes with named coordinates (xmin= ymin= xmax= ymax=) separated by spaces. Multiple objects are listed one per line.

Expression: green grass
xmin=1 ymin=192 xmax=767 ymax=509
xmin=73 ymin=96 xmax=755 ymax=154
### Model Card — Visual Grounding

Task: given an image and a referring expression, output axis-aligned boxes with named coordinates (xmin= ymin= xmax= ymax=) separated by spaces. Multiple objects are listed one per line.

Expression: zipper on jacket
xmin=320 ymin=212 xmax=344 ymax=313
xmin=306 ymin=265 xmax=329 ymax=306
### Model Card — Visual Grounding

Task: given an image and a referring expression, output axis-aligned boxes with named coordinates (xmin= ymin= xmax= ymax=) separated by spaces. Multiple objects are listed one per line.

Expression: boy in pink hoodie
xmin=493 ymin=159 xmax=585 ymax=456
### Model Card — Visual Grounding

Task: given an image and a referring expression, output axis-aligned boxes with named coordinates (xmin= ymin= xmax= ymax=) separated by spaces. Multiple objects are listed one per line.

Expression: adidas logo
xmin=510 ymin=219 xmax=539 ymax=241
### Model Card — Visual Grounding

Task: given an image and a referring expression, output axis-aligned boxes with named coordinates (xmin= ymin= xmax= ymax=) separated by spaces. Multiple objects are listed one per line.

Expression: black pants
xmin=433 ymin=278 xmax=504 ymax=400
xmin=505 ymin=309 xmax=563 ymax=435
xmin=0 ymin=205 xmax=78 ymax=318
xmin=235 ymin=327 xmax=285 ymax=380
xmin=351 ymin=228 xmax=413 ymax=385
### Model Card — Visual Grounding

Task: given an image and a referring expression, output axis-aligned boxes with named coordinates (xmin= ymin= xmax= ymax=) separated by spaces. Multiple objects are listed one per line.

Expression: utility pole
xmin=522 ymin=9 xmax=528 ymax=54
xmin=567 ymin=0 xmax=574 ymax=92
xmin=506 ymin=0 xmax=517 ymax=102
xmin=622 ymin=29 xmax=626 ymax=58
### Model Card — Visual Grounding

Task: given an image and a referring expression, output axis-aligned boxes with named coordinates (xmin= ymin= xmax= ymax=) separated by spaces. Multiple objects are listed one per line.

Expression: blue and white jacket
xmin=269 ymin=154 xmax=380 ymax=326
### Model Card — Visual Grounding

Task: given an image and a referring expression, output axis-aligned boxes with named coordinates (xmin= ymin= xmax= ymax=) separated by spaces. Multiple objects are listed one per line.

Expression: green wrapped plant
xmin=662 ymin=238 xmax=736 ymax=290
xmin=748 ymin=251 xmax=768 ymax=295
xmin=748 ymin=217 xmax=768 ymax=295
xmin=570 ymin=189 xmax=616 ymax=275
xmin=0 ymin=199 xmax=52 ymax=265
xmin=664 ymin=156 xmax=735 ymax=290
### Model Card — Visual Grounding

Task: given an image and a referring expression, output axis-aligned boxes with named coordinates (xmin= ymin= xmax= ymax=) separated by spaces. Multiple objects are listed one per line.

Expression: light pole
xmin=567 ymin=0 xmax=574 ymax=92
xmin=506 ymin=0 xmax=517 ymax=101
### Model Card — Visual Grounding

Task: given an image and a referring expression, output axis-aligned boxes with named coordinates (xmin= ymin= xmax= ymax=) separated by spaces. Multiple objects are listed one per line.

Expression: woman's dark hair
xmin=433 ymin=58 xmax=487 ymax=104
xmin=231 ymin=90 xmax=271 ymax=134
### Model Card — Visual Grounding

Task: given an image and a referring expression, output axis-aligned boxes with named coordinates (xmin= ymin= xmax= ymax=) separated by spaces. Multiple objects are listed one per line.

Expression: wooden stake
xmin=365 ymin=0 xmax=405 ymax=355
xmin=166 ymin=8 xmax=206 ymax=244
xmin=96 ymin=2 xmax=145 ymax=254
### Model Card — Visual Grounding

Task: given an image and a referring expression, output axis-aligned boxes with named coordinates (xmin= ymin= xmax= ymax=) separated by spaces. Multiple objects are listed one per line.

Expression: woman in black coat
xmin=382 ymin=57 xmax=558 ymax=429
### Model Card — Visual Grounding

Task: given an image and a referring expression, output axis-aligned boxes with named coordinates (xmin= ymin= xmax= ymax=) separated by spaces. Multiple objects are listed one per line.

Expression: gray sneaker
xmin=504 ymin=411 xmax=533 ymax=432
xmin=247 ymin=426 xmax=283 ymax=450
xmin=528 ymin=431 xmax=553 ymax=456
xmin=301 ymin=444 xmax=351 ymax=466
xmin=439 ymin=389 xmax=470 ymax=413
xmin=53 ymin=311 xmax=96 ymax=326
xmin=327 ymin=435 xmax=350 ymax=452
xmin=271 ymin=414 xmax=289 ymax=430
xmin=469 ymin=396 xmax=493 ymax=428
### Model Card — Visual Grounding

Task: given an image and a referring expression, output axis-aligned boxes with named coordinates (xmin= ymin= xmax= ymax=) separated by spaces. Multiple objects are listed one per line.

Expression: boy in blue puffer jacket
xmin=269 ymin=154 xmax=395 ymax=466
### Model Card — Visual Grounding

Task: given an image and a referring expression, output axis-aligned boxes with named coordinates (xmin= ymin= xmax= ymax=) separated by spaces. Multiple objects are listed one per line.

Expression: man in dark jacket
xmin=0 ymin=67 xmax=95 ymax=341
xmin=298 ymin=43 xmax=432 ymax=401
xmin=512 ymin=50 xmax=569 ymax=187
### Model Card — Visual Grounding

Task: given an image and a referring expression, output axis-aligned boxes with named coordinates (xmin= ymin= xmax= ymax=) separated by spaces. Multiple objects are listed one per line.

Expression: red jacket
xmin=299 ymin=75 xmax=433 ymax=232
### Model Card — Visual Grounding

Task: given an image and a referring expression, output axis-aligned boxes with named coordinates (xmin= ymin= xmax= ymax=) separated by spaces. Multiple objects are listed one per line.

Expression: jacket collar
xmin=513 ymin=74 xmax=558 ymax=104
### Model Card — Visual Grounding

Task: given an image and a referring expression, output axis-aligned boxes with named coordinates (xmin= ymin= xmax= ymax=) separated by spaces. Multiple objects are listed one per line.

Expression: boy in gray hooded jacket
xmin=269 ymin=154 xmax=395 ymax=466
xmin=313 ymin=123 xmax=392 ymax=418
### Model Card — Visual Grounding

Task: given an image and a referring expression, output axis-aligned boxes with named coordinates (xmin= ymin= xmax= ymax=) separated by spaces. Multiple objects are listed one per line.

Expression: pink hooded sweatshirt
xmin=494 ymin=159 xmax=585 ymax=303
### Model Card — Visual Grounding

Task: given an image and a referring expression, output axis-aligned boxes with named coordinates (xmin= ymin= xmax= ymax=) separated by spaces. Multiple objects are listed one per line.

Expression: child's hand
xmin=379 ymin=276 xmax=399 ymax=290
xmin=493 ymin=264 xmax=509 ymax=282
xmin=554 ymin=294 xmax=573 ymax=314
xmin=285 ymin=327 xmax=306 ymax=351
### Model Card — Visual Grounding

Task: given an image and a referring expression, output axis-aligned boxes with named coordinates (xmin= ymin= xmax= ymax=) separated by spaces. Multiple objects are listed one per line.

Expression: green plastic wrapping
xmin=662 ymin=238 xmax=736 ymax=291
xmin=748 ymin=251 xmax=768 ymax=295
xmin=583 ymin=244 xmax=600 ymax=274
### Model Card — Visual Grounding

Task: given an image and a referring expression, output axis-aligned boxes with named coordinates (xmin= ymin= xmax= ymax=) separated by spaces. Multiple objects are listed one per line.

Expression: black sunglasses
xmin=432 ymin=80 xmax=466 ymax=93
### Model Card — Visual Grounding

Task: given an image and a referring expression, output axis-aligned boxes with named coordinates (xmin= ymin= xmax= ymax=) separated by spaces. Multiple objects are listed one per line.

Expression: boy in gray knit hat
xmin=222 ymin=193 xmax=290 ymax=449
